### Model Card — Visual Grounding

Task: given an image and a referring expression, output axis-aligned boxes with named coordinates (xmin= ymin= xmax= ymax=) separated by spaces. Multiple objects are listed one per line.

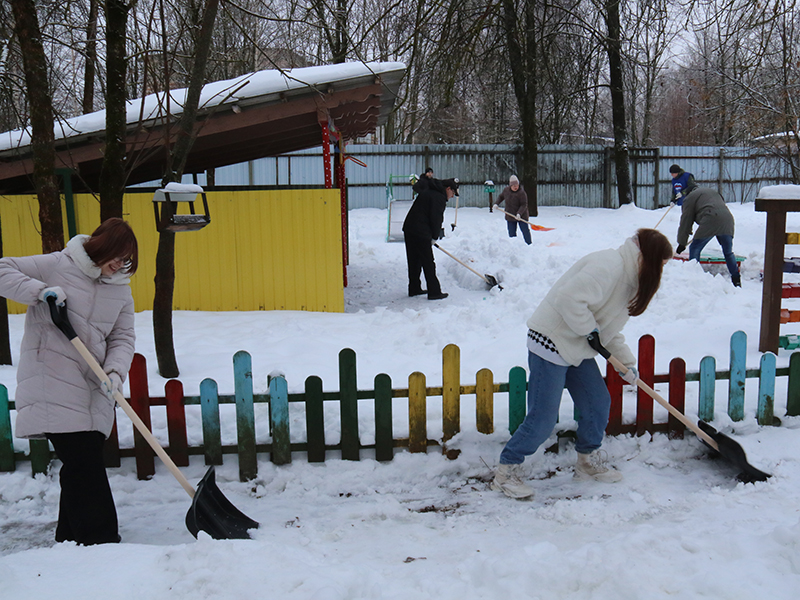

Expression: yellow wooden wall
xmin=0 ymin=189 xmax=344 ymax=314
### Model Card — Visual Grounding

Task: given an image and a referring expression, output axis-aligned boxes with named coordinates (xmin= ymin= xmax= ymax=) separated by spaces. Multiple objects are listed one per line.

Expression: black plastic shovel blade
xmin=485 ymin=274 xmax=503 ymax=290
xmin=185 ymin=466 xmax=260 ymax=540
xmin=697 ymin=421 xmax=771 ymax=483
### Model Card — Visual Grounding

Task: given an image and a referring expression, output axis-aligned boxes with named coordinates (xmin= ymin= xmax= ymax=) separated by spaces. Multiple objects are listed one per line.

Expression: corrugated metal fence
xmin=189 ymin=144 xmax=797 ymax=210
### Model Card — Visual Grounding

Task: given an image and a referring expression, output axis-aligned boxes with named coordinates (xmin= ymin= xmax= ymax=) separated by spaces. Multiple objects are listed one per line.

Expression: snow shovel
xmin=653 ymin=203 xmax=674 ymax=229
xmin=433 ymin=242 xmax=502 ymax=290
xmin=494 ymin=206 xmax=555 ymax=232
xmin=47 ymin=297 xmax=260 ymax=539
xmin=587 ymin=332 xmax=771 ymax=483
xmin=451 ymin=193 xmax=459 ymax=231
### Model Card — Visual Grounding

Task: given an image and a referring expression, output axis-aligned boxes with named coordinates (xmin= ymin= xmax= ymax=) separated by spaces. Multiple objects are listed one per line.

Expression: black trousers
xmin=46 ymin=431 xmax=119 ymax=545
xmin=404 ymin=234 xmax=441 ymax=296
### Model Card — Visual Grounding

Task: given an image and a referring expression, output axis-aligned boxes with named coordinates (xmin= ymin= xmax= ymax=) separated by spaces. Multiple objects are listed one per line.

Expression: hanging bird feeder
xmin=153 ymin=183 xmax=211 ymax=233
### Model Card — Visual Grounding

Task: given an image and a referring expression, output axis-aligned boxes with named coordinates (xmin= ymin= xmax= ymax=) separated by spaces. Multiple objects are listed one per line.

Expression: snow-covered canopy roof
xmin=0 ymin=61 xmax=406 ymax=193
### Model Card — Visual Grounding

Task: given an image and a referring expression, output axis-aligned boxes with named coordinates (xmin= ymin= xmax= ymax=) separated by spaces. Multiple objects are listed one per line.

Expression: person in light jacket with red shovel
xmin=492 ymin=228 xmax=673 ymax=499
xmin=0 ymin=218 xmax=138 ymax=544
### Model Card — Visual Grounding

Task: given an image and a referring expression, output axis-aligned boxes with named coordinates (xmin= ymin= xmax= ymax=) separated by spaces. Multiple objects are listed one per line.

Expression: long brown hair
xmin=628 ymin=228 xmax=673 ymax=316
xmin=83 ymin=218 xmax=139 ymax=275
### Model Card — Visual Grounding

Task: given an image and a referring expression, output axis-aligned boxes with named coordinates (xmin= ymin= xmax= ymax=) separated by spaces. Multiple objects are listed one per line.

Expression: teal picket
xmin=508 ymin=366 xmax=527 ymax=434
xmin=758 ymin=353 xmax=776 ymax=426
xmin=269 ymin=375 xmax=291 ymax=465
xmin=728 ymin=331 xmax=746 ymax=421
xmin=233 ymin=350 xmax=258 ymax=481
xmin=200 ymin=378 xmax=222 ymax=465
xmin=788 ymin=352 xmax=800 ymax=417
xmin=29 ymin=439 xmax=51 ymax=476
xmin=339 ymin=348 xmax=360 ymax=461
xmin=305 ymin=376 xmax=325 ymax=463
xmin=0 ymin=385 xmax=14 ymax=472
xmin=374 ymin=373 xmax=393 ymax=462
xmin=698 ymin=356 xmax=716 ymax=421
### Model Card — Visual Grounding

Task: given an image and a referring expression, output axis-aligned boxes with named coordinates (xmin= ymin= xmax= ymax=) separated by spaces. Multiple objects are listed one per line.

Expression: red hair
xmin=628 ymin=228 xmax=673 ymax=316
xmin=83 ymin=218 xmax=139 ymax=275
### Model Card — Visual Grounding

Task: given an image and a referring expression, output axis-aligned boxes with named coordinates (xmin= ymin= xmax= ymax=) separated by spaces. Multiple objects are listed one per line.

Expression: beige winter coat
xmin=0 ymin=235 xmax=135 ymax=439
xmin=526 ymin=237 xmax=640 ymax=368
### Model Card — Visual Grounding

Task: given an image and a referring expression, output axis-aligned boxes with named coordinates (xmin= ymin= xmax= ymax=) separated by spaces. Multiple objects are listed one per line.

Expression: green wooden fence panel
xmin=508 ymin=366 xmax=527 ymax=434
xmin=339 ymin=348 xmax=360 ymax=461
xmin=787 ymin=352 xmax=800 ymax=417
xmin=758 ymin=353 xmax=776 ymax=426
xmin=269 ymin=375 xmax=291 ymax=465
xmin=374 ymin=373 xmax=393 ymax=462
xmin=728 ymin=331 xmax=746 ymax=421
xmin=0 ymin=385 xmax=14 ymax=472
xmin=233 ymin=350 xmax=258 ymax=481
xmin=698 ymin=356 xmax=716 ymax=422
xmin=200 ymin=378 xmax=222 ymax=466
xmin=29 ymin=439 xmax=51 ymax=476
xmin=305 ymin=376 xmax=325 ymax=463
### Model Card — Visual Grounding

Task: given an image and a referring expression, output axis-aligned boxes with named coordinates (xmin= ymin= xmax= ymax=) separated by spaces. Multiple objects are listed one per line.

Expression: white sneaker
xmin=574 ymin=450 xmax=623 ymax=483
xmin=491 ymin=464 xmax=534 ymax=499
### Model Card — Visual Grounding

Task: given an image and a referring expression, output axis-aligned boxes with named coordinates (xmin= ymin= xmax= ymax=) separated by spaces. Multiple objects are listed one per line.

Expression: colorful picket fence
xmin=1 ymin=331 xmax=798 ymax=480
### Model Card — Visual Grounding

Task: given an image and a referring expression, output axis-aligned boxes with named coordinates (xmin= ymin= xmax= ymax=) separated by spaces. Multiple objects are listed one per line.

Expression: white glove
xmin=618 ymin=366 xmax=638 ymax=384
xmin=38 ymin=286 xmax=66 ymax=306
xmin=493 ymin=204 xmax=500 ymax=211
xmin=102 ymin=371 xmax=123 ymax=401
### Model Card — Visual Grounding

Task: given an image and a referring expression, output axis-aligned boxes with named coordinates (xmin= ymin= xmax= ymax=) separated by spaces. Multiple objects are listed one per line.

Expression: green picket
xmin=0 ymin=385 xmax=14 ymax=472
xmin=233 ymin=350 xmax=258 ymax=481
xmin=200 ymin=378 xmax=222 ymax=466
xmin=269 ymin=375 xmax=291 ymax=465
xmin=29 ymin=439 xmax=51 ymax=476
xmin=339 ymin=348 xmax=360 ymax=460
xmin=305 ymin=376 xmax=325 ymax=463
xmin=787 ymin=352 xmax=800 ymax=417
xmin=374 ymin=373 xmax=393 ymax=462
xmin=728 ymin=331 xmax=746 ymax=421
xmin=698 ymin=356 xmax=716 ymax=422
xmin=757 ymin=353 xmax=776 ymax=426
xmin=508 ymin=366 xmax=527 ymax=434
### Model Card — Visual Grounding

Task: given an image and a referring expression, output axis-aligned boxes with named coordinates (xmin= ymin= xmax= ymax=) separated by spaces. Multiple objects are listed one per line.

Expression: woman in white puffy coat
xmin=492 ymin=228 xmax=673 ymax=499
xmin=0 ymin=218 xmax=137 ymax=545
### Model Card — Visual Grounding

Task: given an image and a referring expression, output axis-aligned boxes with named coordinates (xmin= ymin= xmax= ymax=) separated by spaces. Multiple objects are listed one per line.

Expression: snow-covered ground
xmin=2 ymin=200 xmax=800 ymax=599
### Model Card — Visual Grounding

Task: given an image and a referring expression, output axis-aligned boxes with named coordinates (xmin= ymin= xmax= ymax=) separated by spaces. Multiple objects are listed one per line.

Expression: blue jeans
xmin=689 ymin=235 xmax=739 ymax=278
xmin=499 ymin=352 xmax=611 ymax=464
xmin=506 ymin=220 xmax=532 ymax=244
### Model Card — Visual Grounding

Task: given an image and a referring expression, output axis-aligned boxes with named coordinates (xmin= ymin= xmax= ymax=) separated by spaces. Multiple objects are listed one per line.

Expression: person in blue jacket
xmin=669 ymin=164 xmax=698 ymax=205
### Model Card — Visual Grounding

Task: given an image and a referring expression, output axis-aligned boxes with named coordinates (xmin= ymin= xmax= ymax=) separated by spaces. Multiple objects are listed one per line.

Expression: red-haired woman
xmin=0 ymin=218 xmax=138 ymax=544
xmin=492 ymin=228 xmax=673 ymax=499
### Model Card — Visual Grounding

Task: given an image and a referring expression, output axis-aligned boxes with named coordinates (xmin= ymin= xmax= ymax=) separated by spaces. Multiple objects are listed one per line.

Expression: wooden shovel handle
xmin=70 ymin=337 xmax=196 ymax=498
xmin=606 ymin=354 xmax=719 ymax=451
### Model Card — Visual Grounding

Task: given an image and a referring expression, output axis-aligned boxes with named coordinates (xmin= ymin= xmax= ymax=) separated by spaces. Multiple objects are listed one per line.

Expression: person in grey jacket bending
xmin=676 ymin=187 xmax=741 ymax=287
xmin=0 ymin=218 xmax=138 ymax=545
xmin=492 ymin=228 xmax=673 ymax=499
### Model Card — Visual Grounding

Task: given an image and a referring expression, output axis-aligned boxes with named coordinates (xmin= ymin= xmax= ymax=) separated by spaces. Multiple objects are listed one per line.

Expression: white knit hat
xmin=509 ymin=175 xmax=520 ymax=185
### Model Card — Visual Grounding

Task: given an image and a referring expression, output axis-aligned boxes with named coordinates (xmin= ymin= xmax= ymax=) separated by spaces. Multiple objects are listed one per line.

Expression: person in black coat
xmin=412 ymin=167 xmax=435 ymax=195
xmin=402 ymin=178 xmax=459 ymax=300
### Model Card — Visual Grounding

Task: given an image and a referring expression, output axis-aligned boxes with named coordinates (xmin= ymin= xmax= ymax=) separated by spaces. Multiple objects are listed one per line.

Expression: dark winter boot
xmin=732 ymin=275 xmax=741 ymax=288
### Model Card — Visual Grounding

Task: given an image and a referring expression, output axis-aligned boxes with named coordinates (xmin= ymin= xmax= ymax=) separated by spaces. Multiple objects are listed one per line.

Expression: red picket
xmin=668 ymin=357 xmax=686 ymax=439
xmin=637 ymin=335 xmax=655 ymax=436
xmin=165 ymin=379 xmax=189 ymax=467
xmin=605 ymin=362 xmax=624 ymax=435
xmin=128 ymin=353 xmax=155 ymax=480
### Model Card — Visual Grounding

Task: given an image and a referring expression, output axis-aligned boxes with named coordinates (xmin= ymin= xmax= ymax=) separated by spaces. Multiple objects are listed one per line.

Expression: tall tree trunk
xmin=153 ymin=0 xmax=219 ymax=378
xmin=503 ymin=0 xmax=539 ymax=216
xmin=605 ymin=0 xmax=633 ymax=206
xmin=82 ymin=0 xmax=99 ymax=114
xmin=99 ymin=0 xmax=130 ymax=221
xmin=10 ymin=0 xmax=64 ymax=253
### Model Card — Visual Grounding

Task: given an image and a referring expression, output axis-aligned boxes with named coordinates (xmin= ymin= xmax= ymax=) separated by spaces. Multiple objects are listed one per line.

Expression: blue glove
xmin=38 ymin=286 xmax=66 ymax=306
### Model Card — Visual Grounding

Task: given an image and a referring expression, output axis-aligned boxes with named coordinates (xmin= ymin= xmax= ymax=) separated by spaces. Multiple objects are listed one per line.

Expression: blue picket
xmin=200 ymin=378 xmax=222 ymax=466
xmin=757 ymin=353 xmax=776 ymax=426
xmin=269 ymin=375 xmax=291 ymax=465
xmin=728 ymin=331 xmax=746 ymax=421
xmin=233 ymin=350 xmax=258 ymax=481
xmin=698 ymin=356 xmax=716 ymax=421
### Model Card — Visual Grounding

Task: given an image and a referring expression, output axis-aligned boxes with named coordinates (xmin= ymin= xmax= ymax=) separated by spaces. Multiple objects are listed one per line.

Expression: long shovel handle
xmin=654 ymin=203 xmax=674 ymax=229
xmin=48 ymin=299 xmax=196 ymax=498
xmin=433 ymin=242 xmax=492 ymax=285
xmin=587 ymin=332 xmax=719 ymax=451
xmin=495 ymin=206 xmax=553 ymax=231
